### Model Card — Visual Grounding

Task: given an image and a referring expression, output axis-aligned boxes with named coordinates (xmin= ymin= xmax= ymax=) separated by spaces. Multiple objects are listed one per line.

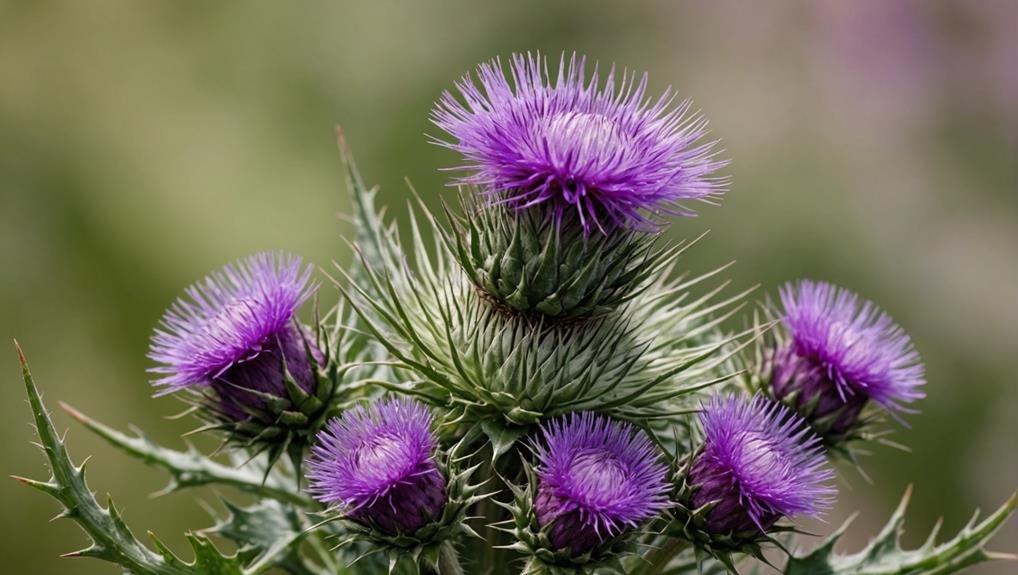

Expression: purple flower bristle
xmin=148 ymin=253 xmax=321 ymax=420
xmin=690 ymin=394 xmax=835 ymax=535
xmin=432 ymin=52 xmax=728 ymax=233
xmin=307 ymin=398 xmax=447 ymax=536
xmin=533 ymin=412 xmax=670 ymax=554
xmin=149 ymin=252 xmax=316 ymax=391
xmin=778 ymin=280 xmax=926 ymax=416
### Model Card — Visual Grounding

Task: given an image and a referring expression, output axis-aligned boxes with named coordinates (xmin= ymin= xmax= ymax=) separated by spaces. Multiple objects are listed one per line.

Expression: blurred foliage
xmin=1 ymin=1 xmax=1015 ymax=574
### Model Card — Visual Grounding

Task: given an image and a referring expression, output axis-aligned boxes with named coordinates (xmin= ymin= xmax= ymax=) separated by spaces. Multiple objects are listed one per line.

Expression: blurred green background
xmin=2 ymin=2 xmax=1015 ymax=573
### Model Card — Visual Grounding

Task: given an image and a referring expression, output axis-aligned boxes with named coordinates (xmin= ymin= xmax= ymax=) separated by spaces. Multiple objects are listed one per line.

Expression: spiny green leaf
xmin=59 ymin=402 xmax=312 ymax=507
xmin=784 ymin=486 xmax=1017 ymax=575
xmin=12 ymin=342 xmax=242 ymax=575
xmin=337 ymin=125 xmax=388 ymax=274
xmin=204 ymin=498 xmax=325 ymax=575
xmin=182 ymin=534 xmax=244 ymax=575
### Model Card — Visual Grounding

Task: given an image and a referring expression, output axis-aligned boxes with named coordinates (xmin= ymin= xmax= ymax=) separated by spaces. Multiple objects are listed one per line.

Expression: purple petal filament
xmin=775 ymin=280 xmax=926 ymax=429
xmin=690 ymin=394 xmax=835 ymax=534
xmin=432 ymin=52 xmax=728 ymax=233
xmin=307 ymin=398 xmax=446 ymax=536
xmin=148 ymin=253 xmax=320 ymax=419
xmin=533 ymin=412 xmax=670 ymax=554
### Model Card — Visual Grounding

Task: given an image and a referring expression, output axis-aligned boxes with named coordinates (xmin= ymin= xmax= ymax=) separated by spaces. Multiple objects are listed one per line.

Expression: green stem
xmin=467 ymin=441 xmax=512 ymax=573
xmin=437 ymin=540 xmax=464 ymax=575
xmin=633 ymin=537 xmax=689 ymax=575
xmin=305 ymin=529 xmax=342 ymax=574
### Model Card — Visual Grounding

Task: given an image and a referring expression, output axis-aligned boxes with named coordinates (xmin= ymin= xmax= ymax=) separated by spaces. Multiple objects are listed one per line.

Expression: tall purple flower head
xmin=688 ymin=394 xmax=835 ymax=536
xmin=772 ymin=280 xmax=926 ymax=436
xmin=432 ymin=52 xmax=728 ymax=233
xmin=533 ymin=412 xmax=670 ymax=555
xmin=149 ymin=253 xmax=321 ymax=421
xmin=307 ymin=398 xmax=447 ymax=536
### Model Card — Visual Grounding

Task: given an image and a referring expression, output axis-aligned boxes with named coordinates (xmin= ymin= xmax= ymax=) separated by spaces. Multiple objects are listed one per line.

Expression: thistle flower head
xmin=533 ymin=412 xmax=670 ymax=555
xmin=689 ymin=394 xmax=835 ymax=535
xmin=307 ymin=398 xmax=447 ymax=536
xmin=775 ymin=280 xmax=926 ymax=430
xmin=148 ymin=253 xmax=321 ymax=421
xmin=432 ymin=52 xmax=727 ymax=233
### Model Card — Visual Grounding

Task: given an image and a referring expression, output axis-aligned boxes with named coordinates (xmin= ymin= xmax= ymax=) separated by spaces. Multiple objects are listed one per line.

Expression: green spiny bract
xmin=442 ymin=195 xmax=674 ymax=320
xmin=664 ymin=446 xmax=774 ymax=569
xmin=335 ymin=197 xmax=751 ymax=438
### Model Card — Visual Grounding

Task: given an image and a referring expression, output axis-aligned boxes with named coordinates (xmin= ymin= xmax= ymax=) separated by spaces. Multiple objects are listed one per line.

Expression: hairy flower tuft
xmin=307 ymin=397 xmax=447 ymax=536
xmin=689 ymin=394 xmax=835 ymax=535
xmin=773 ymin=280 xmax=926 ymax=434
xmin=533 ymin=412 xmax=670 ymax=555
xmin=148 ymin=253 xmax=321 ymax=420
xmin=432 ymin=52 xmax=727 ymax=233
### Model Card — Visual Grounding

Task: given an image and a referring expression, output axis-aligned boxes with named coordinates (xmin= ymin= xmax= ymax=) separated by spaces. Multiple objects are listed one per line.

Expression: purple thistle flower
xmin=307 ymin=398 xmax=447 ymax=536
xmin=689 ymin=394 xmax=835 ymax=535
xmin=533 ymin=412 xmax=670 ymax=555
xmin=431 ymin=52 xmax=728 ymax=233
xmin=148 ymin=253 xmax=321 ymax=421
xmin=773 ymin=280 xmax=926 ymax=434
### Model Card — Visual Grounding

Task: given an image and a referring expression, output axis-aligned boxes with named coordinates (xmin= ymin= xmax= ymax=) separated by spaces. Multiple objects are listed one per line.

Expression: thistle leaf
xmin=179 ymin=534 xmax=244 ymax=575
xmin=784 ymin=486 xmax=1017 ymax=575
xmin=12 ymin=342 xmax=243 ymax=574
xmin=204 ymin=498 xmax=326 ymax=575
xmin=336 ymin=125 xmax=389 ymax=273
xmin=58 ymin=402 xmax=312 ymax=508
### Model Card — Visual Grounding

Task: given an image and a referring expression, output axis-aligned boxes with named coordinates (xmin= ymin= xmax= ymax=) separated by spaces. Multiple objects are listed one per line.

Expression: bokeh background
xmin=2 ymin=2 xmax=1015 ymax=573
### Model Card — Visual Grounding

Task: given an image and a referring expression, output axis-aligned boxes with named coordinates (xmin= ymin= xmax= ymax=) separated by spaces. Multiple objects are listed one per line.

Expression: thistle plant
xmin=12 ymin=51 xmax=1016 ymax=575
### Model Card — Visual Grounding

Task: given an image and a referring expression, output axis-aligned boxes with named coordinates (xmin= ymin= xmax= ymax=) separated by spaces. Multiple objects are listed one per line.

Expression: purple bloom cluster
xmin=432 ymin=53 xmax=727 ymax=233
xmin=689 ymin=395 xmax=834 ymax=535
xmin=307 ymin=398 xmax=447 ymax=536
xmin=533 ymin=412 xmax=670 ymax=555
xmin=773 ymin=280 xmax=926 ymax=433
xmin=149 ymin=253 xmax=321 ymax=420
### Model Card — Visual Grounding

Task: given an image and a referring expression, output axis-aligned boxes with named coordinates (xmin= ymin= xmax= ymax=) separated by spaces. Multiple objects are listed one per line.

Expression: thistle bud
xmin=679 ymin=394 xmax=834 ymax=543
xmin=533 ymin=412 xmax=670 ymax=556
xmin=431 ymin=52 xmax=727 ymax=319
xmin=307 ymin=397 xmax=447 ymax=537
xmin=767 ymin=280 xmax=926 ymax=443
xmin=149 ymin=253 xmax=331 ymax=452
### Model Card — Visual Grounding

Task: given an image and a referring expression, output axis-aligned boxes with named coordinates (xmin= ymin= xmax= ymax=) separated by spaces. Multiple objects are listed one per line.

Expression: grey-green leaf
xmin=204 ymin=498 xmax=325 ymax=575
xmin=784 ymin=486 xmax=1017 ymax=575
xmin=12 ymin=342 xmax=243 ymax=575
xmin=58 ymin=402 xmax=311 ymax=507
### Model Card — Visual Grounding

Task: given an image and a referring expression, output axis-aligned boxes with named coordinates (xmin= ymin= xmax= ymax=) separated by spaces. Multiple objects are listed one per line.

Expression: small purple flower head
xmin=148 ymin=253 xmax=321 ymax=421
xmin=307 ymin=398 xmax=447 ymax=536
xmin=533 ymin=412 xmax=670 ymax=555
xmin=432 ymin=52 xmax=728 ymax=234
xmin=689 ymin=394 xmax=835 ymax=535
xmin=773 ymin=280 xmax=926 ymax=434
